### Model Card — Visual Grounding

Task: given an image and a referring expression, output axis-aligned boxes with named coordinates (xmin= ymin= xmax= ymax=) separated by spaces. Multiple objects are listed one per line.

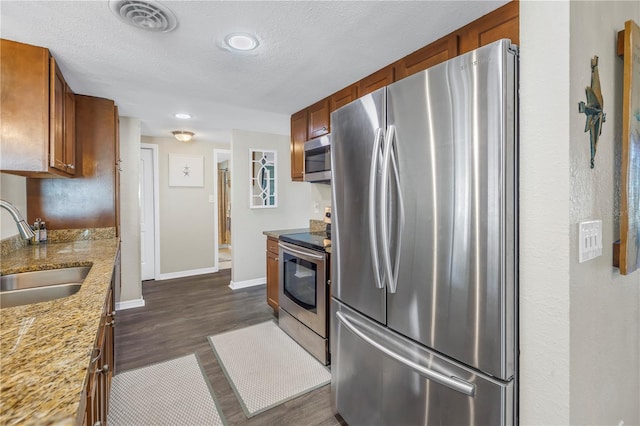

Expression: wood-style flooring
xmin=115 ymin=270 xmax=342 ymax=426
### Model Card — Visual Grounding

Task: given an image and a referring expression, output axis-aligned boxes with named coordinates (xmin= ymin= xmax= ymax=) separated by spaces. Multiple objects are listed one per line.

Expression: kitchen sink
xmin=0 ymin=266 xmax=91 ymax=309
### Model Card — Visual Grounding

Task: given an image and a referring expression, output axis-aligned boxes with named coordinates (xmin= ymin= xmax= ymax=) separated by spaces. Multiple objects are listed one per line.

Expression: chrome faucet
xmin=0 ymin=199 xmax=35 ymax=240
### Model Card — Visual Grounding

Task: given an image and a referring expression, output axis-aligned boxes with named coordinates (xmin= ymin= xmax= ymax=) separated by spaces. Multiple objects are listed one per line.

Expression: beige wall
xmin=0 ymin=173 xmax=27 ymax=239
xmin=118 ymin=117 xmax=142 ymax=303
xmin=230 ymin=129 xmax=314 ymax=284
xmin=520 ymin=1 xmax=640 ymax=425
xmin=142 ymin=135 xmax=229 ymax=275
xmin=568 ymin=2 xmax=640 ymax=425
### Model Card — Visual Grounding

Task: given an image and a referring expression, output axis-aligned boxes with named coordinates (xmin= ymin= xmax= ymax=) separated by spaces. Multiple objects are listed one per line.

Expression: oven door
xmin=278 ymin=241 xmax=327 ymax=337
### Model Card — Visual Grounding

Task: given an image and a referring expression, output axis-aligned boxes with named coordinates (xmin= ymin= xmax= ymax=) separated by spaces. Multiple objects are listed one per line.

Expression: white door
xmin=140 ymin=147 xmax=155 ymax=280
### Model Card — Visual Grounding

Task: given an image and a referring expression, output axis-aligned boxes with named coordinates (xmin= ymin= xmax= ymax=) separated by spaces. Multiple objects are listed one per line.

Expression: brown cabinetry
xmin=396 ymin=35 xmax=459 ymax=80
xmin=330 ymin=85 xmax=358 ymax=113
xmin=266 ymin=237 xmax=279 ymax=312
xmin=0 ymin=39 xmax=77 ymax=177
xmin=290 ymin=109 xmax=307 ymax=182
xmin=84 ymin=252 xmax=117 ymax=426
xmin=27 ymin=95 xmax=119 ymax=233
xmin=458 ymin=1 xmax=519 ymax=54
xmin=307 ymin=98 xmax=330 ymax=139
xmin=358 ymin=64 xmax=395 ymax=97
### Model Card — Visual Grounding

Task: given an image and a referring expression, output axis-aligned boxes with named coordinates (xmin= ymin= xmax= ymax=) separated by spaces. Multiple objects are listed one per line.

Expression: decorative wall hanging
xmin=615 ymin=19 xmax=640 ymax=275
xmin=169 ymin=154 xmax=204 ymax=187
xmin=578 ymin=56 xmax=606 ymax=169
xmin=249 ymin=149 xmax=277 ymax=208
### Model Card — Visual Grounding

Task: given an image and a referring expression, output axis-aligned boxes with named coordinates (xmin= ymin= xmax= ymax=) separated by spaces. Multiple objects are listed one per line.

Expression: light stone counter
xmin=0 ymin=237 xmax=119 ymax=426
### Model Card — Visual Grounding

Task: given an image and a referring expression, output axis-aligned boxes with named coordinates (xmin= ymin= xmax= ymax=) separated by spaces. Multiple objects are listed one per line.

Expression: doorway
xmin=140 ymin=144 xmax=159 ymax=280
xmin=214 ymin=149 xmax=232 ymax=270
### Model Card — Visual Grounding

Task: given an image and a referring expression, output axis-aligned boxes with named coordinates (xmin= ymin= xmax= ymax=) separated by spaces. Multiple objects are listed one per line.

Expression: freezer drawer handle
xmin=336 ymin=311 xmax=476 ymax=397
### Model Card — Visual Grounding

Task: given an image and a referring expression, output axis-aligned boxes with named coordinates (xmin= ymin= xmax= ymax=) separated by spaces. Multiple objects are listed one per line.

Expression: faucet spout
xmin=0 ymin=199 xmax=35 ymax=240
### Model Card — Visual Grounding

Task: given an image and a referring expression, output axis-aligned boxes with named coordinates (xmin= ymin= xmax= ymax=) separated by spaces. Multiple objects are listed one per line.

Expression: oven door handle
xmin=278 ymin=242 xmax=325 ymax=261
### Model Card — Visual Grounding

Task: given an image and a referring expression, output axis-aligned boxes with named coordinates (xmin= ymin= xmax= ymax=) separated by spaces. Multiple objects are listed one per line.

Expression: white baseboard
xmin=116 ymin=298 xmax=145 ymax=311
xmin=229 ymin=277 xmax=266 ymax=290
xmin=158 ymin=267 xmax=218 ymax=280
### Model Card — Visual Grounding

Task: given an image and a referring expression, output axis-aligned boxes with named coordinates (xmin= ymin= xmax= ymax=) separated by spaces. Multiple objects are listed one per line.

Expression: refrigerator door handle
xmin=336 ymin=311 xmax=476 ymax=397
xmin=381 ymin=125 xmax=403 ymax=293
xmin=369 ymin=127 xmax=385 ymax=289
xmin=388 ymin=133 xmax=405 ymax=293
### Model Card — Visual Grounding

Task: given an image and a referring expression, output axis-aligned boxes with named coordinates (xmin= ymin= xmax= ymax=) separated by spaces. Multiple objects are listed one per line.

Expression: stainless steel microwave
xmin=304 ymin=134 xmax=331 ymax=183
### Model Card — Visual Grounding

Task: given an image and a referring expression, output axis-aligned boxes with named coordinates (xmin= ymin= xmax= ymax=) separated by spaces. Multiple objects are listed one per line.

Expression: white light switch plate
xmin=578 ymin=220 xmax=602 ymax=263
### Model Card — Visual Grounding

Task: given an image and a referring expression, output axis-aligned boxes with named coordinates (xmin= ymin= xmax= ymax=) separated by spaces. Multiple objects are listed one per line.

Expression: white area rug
xmin=108 ymin=354 xmax=226 ymax=426
xmin=208 ymin=321 xmax=331 ymax=418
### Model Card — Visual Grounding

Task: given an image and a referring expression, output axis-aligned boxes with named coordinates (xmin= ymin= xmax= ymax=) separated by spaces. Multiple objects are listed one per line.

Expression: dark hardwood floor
xmin=115 ymin=269 xmax=341 ymax=426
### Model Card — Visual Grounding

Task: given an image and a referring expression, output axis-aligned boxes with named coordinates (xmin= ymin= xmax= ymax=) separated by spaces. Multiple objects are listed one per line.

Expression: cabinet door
xmin=50 ymin=58 xmax=66 ymax=172
xmin=267 ymin=249 xmax=279 ymax=311
xmin=330 ymin=84 xmax=358 ymax=113
xmin=0 ymin=39 xmax=50 ymax=173
xmin=64 ymin=84 xmax=76 ymax=175
xmin=459 ymin=1 xmax=519 ymax=54
xmin=290 ymin=109 xmax=307 ymax=181
xmin=358 ymin=64 xmax=395 ymax=97
xmin=396 ymin=35 xmax=459 ymax=80
xmin=308 ymin=98 xmax=330 ymax=138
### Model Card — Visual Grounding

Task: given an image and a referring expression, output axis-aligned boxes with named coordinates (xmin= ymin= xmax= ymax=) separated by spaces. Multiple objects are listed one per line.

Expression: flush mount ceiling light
xmin=109 ymin=0 xmax=178 ymax=33
xmin=174 ymin=113 xmax=191 ymax=119
xmin=172 ymin=131 xmax=194 ymax=142
xmin=224 ymin=33 xmax=260 ymax=51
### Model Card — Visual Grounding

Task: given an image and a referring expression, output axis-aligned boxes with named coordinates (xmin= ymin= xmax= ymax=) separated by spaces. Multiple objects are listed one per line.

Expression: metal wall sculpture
xmin=578 ymin=56 xmax=606 ymax=169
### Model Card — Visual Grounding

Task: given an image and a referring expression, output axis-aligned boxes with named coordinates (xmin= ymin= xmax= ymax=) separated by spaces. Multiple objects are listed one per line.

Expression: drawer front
xmin=267 ymin=237 xmax=279 ymax=254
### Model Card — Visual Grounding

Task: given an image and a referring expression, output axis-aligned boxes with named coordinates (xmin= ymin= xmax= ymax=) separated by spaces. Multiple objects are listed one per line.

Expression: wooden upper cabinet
xmin=308 ymin=98 xmax=330 ymax=139
xmin=290 ymin=109 xmax=307 ymax=181
xmin=0 ymin=39 xmax=76 ymax=177
xmin=358 ymin=64 xmax=395 ymax=97
xmin=397 ymin=35 xmax=459 ymax=79
xmin=330 ymin=84 xmax=358 ymax=113
xmin=64 ymin=84 xmax=76 ymax=175
xmin=27 ymin=96 xmax=118 ymax=230
xmin=50 ymin=60 xmax=66 ymax=172
xmin=458 ymin=1 xmax=519 ymax=54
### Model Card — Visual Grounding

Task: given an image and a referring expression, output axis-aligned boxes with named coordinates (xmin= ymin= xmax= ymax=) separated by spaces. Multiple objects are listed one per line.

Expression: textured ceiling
xmin=0 ymin=1 xmax=508 ymax=143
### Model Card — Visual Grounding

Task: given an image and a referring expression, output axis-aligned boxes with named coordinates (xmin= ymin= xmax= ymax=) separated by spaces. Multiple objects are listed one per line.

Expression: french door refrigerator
xmin=330 ymin=39 xmax=518 ymax=426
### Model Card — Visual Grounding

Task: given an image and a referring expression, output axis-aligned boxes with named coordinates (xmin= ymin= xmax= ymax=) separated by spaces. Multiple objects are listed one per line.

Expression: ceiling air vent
xmin=109 ymin=0 xmax=177 ymax=33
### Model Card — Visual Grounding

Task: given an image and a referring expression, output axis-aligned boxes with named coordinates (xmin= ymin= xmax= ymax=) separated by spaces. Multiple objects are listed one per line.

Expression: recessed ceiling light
xmin=224 ymin=33 xmax=259 ymax=51
xmin=174 ymin=113 xmax=191 ymax=119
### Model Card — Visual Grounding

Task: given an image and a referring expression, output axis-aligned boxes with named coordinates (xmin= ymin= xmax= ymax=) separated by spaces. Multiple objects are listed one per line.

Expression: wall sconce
xmin=172 ymin=130 xmax=194 ymax=142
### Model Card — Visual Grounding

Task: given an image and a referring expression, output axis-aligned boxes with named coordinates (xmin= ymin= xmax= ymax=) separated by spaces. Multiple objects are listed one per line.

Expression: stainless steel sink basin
xmin=0 ymin=266 xmax=91 ymax=308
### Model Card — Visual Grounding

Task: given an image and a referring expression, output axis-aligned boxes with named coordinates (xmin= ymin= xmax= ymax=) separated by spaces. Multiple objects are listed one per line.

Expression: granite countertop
xmin=0 ymin=238 xmax=120 ymax=426
xmin=262 ymin=228 xmax=309 ymax=239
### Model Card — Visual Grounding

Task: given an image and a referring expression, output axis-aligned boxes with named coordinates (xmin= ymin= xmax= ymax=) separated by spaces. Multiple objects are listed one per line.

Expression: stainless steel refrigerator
xmin=330 ymin=39 xmax=518 ymax=425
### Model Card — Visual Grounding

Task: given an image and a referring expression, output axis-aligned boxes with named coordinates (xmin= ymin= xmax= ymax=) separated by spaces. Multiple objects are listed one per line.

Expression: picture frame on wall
xmin=169 ymin=154 xmax=204 ymax=187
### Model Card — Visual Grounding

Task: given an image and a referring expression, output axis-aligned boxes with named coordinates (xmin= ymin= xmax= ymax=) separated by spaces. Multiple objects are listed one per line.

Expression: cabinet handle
xmin=107 ymin=319 xmax=115 ymax=327
xmin=90 ymin=348 xmax=102 ymax=364
xmin=99 ymin=364 xmax=110 ymax=374
xmin=275 ymin=257 xmax=279 ymax=261
xmin=94 ymin=421 xmax=102 ymax=426
xmin=108 ymin=310 xmax=116 ymax=317
xmin=66 ymin=164 xmax=75 ymax=169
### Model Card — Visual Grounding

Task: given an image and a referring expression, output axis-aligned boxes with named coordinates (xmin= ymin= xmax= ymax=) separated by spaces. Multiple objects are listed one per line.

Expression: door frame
xmin=140 ymin=143 xmax=161 ymax=280
xmin=213 ymin=148 xmax=232 ymax=270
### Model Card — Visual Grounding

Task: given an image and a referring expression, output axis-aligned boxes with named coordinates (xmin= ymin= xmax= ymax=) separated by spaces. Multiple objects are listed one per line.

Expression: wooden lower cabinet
xmin=83 ymin=252 xmax=118 ymax=426
xmin=266 ymin=237 xmax=279 ymax=312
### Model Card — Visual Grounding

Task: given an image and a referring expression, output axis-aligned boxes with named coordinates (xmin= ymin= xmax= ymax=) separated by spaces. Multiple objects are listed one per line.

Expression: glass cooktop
xmin=279 ymin=232 xmax=330 ymax=251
